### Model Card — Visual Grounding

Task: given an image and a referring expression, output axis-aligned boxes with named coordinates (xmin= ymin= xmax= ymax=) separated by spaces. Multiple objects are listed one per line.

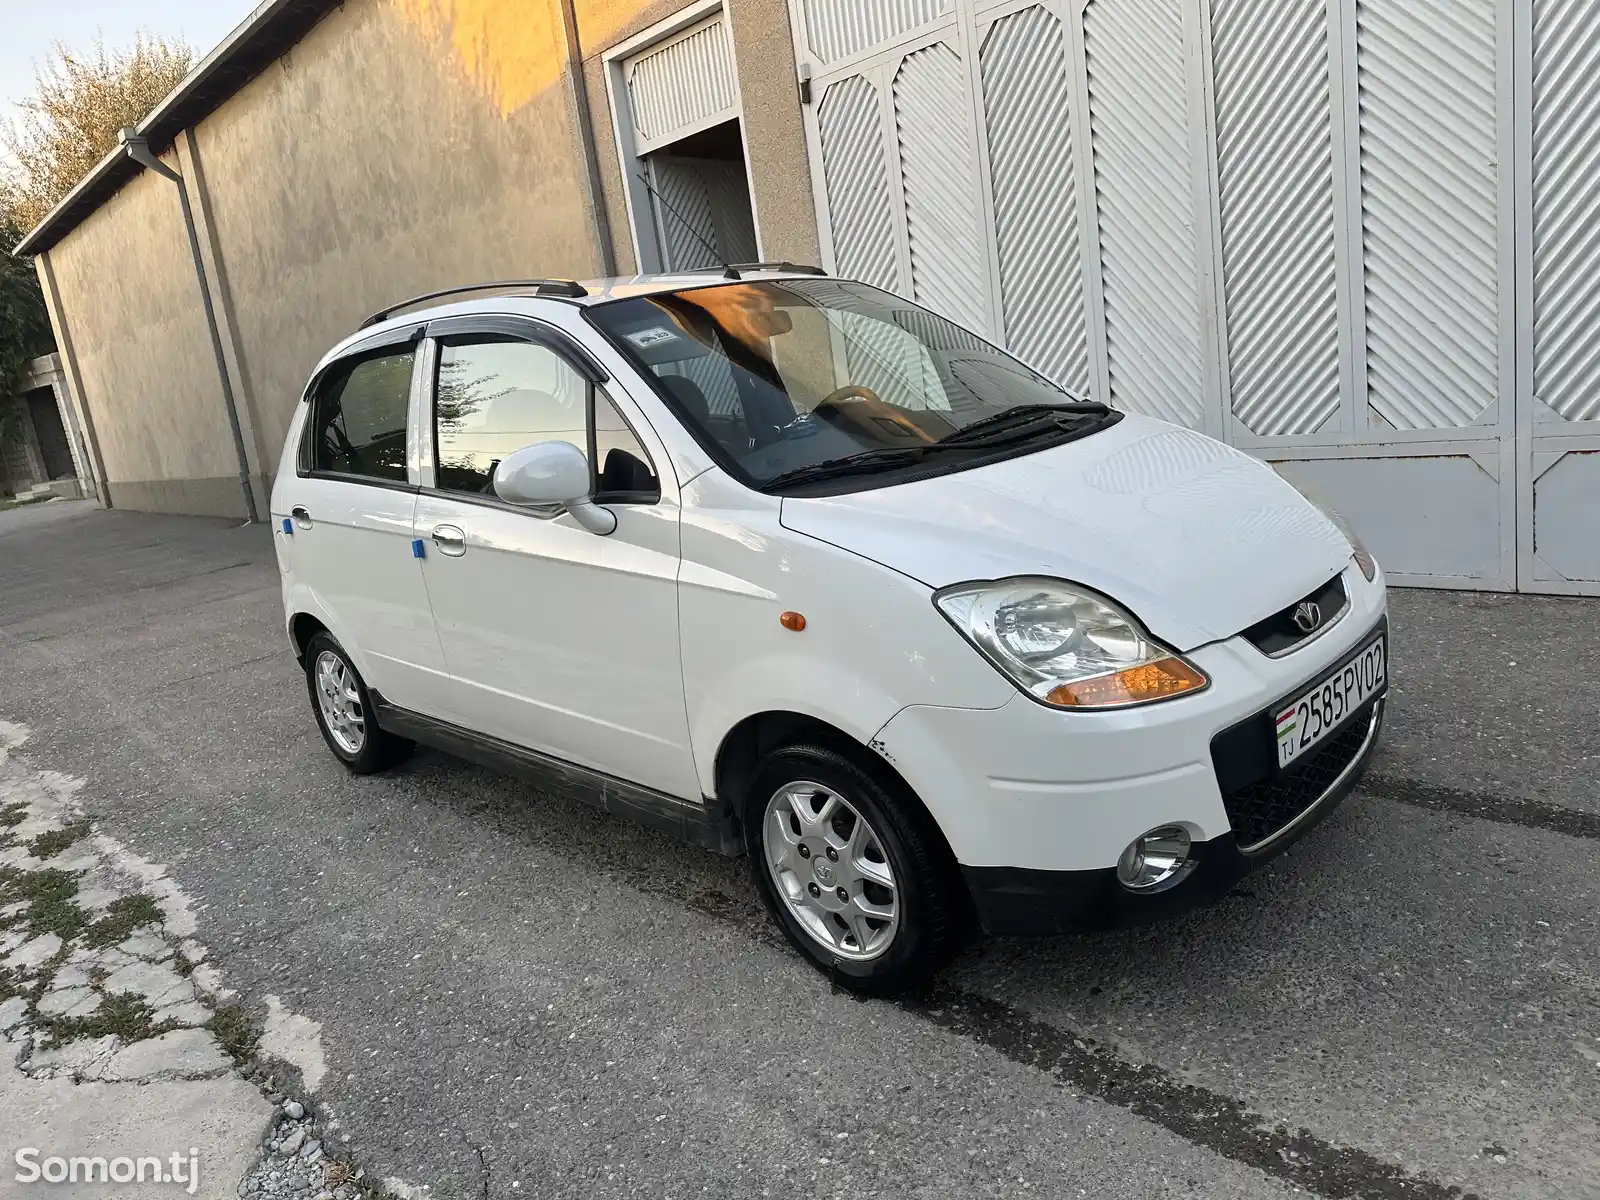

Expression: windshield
xmin=587 ymin=278 xmax=1116 ymax=492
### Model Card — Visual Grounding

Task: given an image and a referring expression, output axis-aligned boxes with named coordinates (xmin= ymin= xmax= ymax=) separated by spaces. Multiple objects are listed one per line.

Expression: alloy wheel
xmin=762 ymin=781 xmax=900 ymax=961
xmin=314 ymin=650 xmax=366 ymax=755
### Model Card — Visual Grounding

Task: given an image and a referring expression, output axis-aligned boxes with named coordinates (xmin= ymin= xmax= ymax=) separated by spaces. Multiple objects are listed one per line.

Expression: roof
xmin=359 ymin=268 xmax=829 ymax=325
xmin=13 ymin=0 xmax=341 ymax=258
xmin=316 ymin=270 xmax=827 ymax=375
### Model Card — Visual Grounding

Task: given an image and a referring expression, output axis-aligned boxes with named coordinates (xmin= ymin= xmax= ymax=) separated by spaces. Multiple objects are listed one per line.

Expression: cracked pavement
xmin=0 ymin=500 xmax=1596 ymax=1200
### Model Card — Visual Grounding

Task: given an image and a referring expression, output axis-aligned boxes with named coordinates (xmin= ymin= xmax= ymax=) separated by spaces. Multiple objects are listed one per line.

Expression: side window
xmin=311 ymin=350 xmax=415 ymax=482
xmin=593 ymin=391 xmax=660 ymax=502
xmin=434 ymin=337 xmax=658 ymax=502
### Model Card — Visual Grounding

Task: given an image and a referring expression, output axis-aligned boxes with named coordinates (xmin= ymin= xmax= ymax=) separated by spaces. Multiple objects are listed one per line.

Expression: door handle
xmin=432 ymin=524 xmax=466 ymax=557
xmin=291 ymin=505 xmax=312 ymax=528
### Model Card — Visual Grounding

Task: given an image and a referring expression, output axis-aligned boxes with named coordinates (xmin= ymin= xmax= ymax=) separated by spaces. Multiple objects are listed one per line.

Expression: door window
xmin=434 ymin=337 xmax=658 ymax=501
xmin=310 ymin=350 xmax=415 ymax=482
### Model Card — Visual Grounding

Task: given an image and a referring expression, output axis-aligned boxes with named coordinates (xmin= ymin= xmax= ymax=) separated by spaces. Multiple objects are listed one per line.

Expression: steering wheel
xmin=811 ymin=384 xmax=881 ymax=421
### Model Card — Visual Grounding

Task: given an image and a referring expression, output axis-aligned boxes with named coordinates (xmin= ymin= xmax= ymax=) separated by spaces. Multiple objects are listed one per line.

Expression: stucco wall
xmin=44 ymin=154 xmax=247 ymax=517
xmin=195 ymin=0 xmax=600 ymax=468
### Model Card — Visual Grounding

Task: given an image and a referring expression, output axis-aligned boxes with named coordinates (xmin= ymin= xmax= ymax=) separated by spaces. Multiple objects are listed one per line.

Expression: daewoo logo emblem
xmin=1292 ymin=601 xmax=1323 ymax=634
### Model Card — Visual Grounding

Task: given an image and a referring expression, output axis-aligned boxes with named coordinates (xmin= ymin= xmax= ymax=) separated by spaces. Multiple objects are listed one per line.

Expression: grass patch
xmin=207 ymin=1001 xmax=262 ymax=1065
xmin=25 ymin=820 xmax=91 ymax=860
xmin=34 ymin=991 xmax=176 ymax=1049
xmin=0 ymin=802 xmax=28 ymax=829
xmin=0 ymin=868 xmax=88 ymax=940
xmin=82 ymin=894 xmax=163 ymax=948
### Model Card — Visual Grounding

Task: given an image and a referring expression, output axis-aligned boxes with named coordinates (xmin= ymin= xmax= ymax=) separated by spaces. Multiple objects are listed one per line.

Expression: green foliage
xmin=25 ymin=820 xmax=91 ymax=861
xmin=82 ymin=893 xmax=163 ymax=948
xmin=0 ymin=211 xmax=53 ymax=395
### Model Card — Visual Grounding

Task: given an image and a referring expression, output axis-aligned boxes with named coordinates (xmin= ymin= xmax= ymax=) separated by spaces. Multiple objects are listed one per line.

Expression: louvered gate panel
xmin=1212 ymin=0 xmax=1339 ymax=436
xmin=893 ymin=44 xmax=990 ymax=333
xmin=1527 ymin=0 xmax=1600 ymax=588
xmin=648 ymin=157 xmax=719 ymax=271
xmin=1082 ymin=0 xmax=1205 ymax=429
xmin=1355 ymin=0 xmax=1498 ymax=431
xmin=1532 ymin=0 xmax=1600 ymax=425
xmin=627 ymin=16 xmax=738 ymax=154
xmin=980 ymin=6 xmax=1090 ymax=393
xmin=817 ymin=76 xmax=900 ymax=292
xmin=800 ymin=0 xmax=950 ymax=64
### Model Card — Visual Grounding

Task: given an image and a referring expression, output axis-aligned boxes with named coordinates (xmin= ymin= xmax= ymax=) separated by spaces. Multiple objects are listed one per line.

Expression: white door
xmin=412 ymin=331 xmax=699 ymax=799
xmin=295 ymin=343 xmax=448 ymax=710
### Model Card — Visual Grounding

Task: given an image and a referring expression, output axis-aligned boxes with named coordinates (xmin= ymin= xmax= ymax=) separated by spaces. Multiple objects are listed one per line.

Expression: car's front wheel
xmin=303 ymin=632 xmax=412 ymax=774
xmin=745 ymin=741 xmax=963 ymax=994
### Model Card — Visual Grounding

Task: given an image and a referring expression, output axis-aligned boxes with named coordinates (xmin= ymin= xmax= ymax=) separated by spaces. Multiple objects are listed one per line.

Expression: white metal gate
xmin=789 ymin=0 xmax=1600 ymax=593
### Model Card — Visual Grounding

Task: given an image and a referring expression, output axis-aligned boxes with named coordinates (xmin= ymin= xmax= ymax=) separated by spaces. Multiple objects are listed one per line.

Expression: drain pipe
xmin=557 ymin=0 xmax=616 ymax=276
xmin=119 ymin=128 xmax=258 ymax=523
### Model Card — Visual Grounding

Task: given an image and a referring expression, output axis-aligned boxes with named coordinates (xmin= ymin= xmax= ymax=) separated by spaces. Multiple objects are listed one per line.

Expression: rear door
xmin=291 ymin=333 xmax=449 ymax=711
xmin=411 ymin=317 xmax=698 ymax=799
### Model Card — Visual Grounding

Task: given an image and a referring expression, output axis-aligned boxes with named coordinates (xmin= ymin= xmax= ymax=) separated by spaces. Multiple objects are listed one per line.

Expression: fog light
xmin=1116 ymin=826 xmax=1196 ymax=893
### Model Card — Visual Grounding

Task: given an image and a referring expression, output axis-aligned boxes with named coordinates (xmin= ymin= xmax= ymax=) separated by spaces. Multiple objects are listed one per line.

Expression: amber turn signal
xmin=1046 ymin=657 xmax=1207 ymax=708
xmin=780 ymin=611 xmax=807 ymax=631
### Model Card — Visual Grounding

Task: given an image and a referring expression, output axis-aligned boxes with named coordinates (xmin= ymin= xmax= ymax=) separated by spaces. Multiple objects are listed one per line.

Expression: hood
xmin=779 ymin=414 xmax=1353 ymax=652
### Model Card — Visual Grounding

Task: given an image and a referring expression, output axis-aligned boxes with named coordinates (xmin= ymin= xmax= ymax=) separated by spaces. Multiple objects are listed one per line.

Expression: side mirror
xmin=493 ymin=441 xmax=616 ymax=535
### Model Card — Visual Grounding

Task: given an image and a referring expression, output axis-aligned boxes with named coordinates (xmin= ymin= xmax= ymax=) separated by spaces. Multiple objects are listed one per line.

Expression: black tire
xmin=303 ymin=632 xmax=412 ymax=774
xmin=744 ymin=740 xmax=964 ymax=995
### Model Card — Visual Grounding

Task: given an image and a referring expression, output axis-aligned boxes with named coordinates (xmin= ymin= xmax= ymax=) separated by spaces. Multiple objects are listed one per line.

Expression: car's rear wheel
xmin=303 ymin=632 xmax=411 ymax=774
xmin=745 ymin=741 xmax=962 ymax=994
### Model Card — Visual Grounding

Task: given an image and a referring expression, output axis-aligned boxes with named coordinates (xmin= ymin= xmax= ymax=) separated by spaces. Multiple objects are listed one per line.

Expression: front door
xmin=412 ymin=327 xmax=698 ymax=799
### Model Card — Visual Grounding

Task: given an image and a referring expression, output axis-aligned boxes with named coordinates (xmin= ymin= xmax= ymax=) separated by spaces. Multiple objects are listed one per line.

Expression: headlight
xmin=1279 ymin=474 xmax=1378 ymax=582
xmin=934 ymin=579 xmax=1208 ymax=709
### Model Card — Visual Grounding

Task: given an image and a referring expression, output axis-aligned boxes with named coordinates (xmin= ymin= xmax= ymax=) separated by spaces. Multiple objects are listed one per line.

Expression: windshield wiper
xmin=761 ymin=445 xmax=951 ymax=490
xmin=936 ymin=402 xmax=1110 ymax=447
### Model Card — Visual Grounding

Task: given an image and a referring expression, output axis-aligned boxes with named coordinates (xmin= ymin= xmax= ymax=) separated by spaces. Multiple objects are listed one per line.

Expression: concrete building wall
xmin=43 ymin=155 xmax=246 ymax=517
xmin=194 ymin=0 xmax=601 ymax=470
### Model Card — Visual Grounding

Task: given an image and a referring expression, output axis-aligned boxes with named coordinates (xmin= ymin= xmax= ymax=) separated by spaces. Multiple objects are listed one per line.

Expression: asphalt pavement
xmin=0 ymin=500 xmax=1595 ymax=1200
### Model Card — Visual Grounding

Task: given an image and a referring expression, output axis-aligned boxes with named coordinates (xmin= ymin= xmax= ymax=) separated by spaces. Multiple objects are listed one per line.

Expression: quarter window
xmin=310 ymin=350 xmax=415 ymax=482
xmin=434 ymin=337 xmax=658 ymax=501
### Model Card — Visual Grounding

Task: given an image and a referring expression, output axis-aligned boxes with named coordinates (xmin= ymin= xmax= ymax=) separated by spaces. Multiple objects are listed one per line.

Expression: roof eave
xmin=10 ymin=0 xmax=339 ymax=259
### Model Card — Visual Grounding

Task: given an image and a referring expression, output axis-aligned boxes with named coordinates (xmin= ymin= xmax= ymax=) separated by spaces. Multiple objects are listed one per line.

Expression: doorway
xmin=643 ymin=119 xmax=758 ymax=271
xmin=26 ymin=389 xmax=74 ymax=480
xmin=607 ymin=4 xmax=761 ymax=274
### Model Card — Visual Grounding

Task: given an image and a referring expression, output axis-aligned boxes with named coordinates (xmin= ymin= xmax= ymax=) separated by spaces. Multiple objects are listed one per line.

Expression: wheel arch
xmin=289 ymin=612 xmax=329 ymax=664
xmin=713 ymin=710 xmax=964 ymax=881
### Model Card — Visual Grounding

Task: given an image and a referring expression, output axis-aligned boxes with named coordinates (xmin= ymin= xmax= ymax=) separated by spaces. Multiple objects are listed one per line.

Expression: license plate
xmin=1273 ymin=637 xmax=1386 ymax=769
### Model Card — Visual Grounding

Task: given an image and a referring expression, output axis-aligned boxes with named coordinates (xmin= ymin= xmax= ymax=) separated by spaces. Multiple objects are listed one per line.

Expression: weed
xmin=34 ymin=991 xmax=176 ymax=1049
xmin=25 ymin=821 xmax=91 ymax=860
xmin=207 ymin=1001 xmax=262 ymax=1065
xmin=82 ymin=894 xmax=162 ymax=948
xmin=0 ymin=868 xmax=88 ymax=940
xmin=0 ymin=802 xmax=27 ymax=829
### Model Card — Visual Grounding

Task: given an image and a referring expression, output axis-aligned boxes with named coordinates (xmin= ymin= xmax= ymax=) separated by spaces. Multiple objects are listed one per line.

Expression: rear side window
xmin=310 ymin=350 xmax=415 ymax=482
xmin=434 ymin=337 xmax=658 ymax=501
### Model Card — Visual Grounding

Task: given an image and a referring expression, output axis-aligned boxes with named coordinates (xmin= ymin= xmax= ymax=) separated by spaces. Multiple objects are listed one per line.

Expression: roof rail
xmin=360 ymin=279 xmax=589 ymax=329
xmin=685 ymin=262 xmax=828 ymax=280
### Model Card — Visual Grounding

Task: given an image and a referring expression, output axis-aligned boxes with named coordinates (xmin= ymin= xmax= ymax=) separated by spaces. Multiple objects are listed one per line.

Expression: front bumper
xmin=962 ymin=696 xmax=1385 ymax=935
xmin=870 ymin=563 xmax=1389 ymax=933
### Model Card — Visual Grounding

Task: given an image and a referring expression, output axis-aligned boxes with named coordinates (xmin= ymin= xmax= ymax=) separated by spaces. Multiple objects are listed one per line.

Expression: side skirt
xmin=369 ymin=693 xmax=742 ymax=857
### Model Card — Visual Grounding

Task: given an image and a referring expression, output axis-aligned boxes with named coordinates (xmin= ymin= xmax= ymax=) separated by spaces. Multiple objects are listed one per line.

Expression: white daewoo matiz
xmin=273 ymin=267 xmax=1387 ymax=993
